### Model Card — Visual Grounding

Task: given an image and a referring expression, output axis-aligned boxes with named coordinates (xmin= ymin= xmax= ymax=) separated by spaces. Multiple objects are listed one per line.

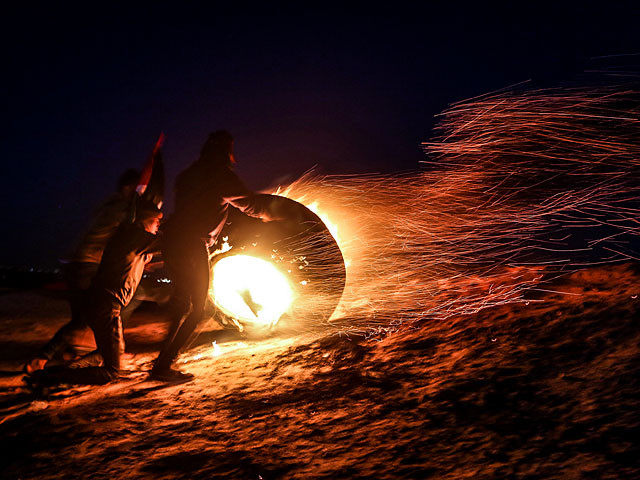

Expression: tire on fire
xmin=209 ymin=194 xmax=346 ymax=332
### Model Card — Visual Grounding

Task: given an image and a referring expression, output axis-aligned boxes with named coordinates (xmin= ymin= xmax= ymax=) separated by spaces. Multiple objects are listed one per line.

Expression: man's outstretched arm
xmin=222 ymin=171 xmax=278 ymax=221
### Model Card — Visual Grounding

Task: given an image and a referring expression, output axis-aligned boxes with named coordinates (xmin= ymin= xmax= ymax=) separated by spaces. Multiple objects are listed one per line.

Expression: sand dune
xmin=0 ymin=263 xmax=638 ymax=479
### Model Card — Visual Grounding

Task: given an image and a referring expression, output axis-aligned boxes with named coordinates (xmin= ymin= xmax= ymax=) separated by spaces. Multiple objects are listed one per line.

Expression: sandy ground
xmin=0 ymin=263 xmax=639 ymax=479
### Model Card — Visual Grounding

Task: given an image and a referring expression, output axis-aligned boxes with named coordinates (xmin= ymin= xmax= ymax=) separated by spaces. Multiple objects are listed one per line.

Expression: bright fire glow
xmin=270 ymin=84 xmax=640 ymax=337
xmin=211 ymin=255 xmax=294 ymax=326
xmin=273 ymin=189 xmax=351 ymax=272
xmin=305 ymin=201 xmax=340 ymax=243
xmin=206 ymin=84 xmax=639 ymax=338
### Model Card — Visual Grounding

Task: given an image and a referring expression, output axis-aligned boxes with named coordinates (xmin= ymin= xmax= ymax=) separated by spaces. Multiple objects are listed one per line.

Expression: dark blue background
xmin=2 ymin=5 xmax=639 ymax=266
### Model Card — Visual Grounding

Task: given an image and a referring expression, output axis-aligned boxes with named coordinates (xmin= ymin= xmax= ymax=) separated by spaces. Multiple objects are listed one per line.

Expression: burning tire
xmin=209 ymin=194 xmax=346 ymax=333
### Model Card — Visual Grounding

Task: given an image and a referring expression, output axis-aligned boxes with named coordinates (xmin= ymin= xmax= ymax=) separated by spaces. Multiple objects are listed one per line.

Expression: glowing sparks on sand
xmin=211 ymin=255 xmax=294 ymax=327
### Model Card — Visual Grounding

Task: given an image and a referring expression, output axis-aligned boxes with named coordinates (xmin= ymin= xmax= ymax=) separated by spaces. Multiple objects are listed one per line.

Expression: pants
xmin=34 ymin=292 xmax=124 ymax=386
xmin=38 ymin=262 xmax=141 ymax=361
xmin=38 ymin=262 xmax=98 ymax=360
xmin=153 ymin=231 xmax=210 ymax=371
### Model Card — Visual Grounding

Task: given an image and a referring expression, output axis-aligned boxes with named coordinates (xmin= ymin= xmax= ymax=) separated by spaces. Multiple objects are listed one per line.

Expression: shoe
xmin=23 ymin=373 xmax=49 ymax=396
xmin=23 ymin=369 xmax=57 ymax=395
xmin=61 ymin=346 xmax=82 ymax=363
xmin=68 ymin=351 xmax=103 ymax=369
xmin=23 ymin=357 xmax=48 ymax=376
xmin=149 ymin=367 xmax=194 ymax=383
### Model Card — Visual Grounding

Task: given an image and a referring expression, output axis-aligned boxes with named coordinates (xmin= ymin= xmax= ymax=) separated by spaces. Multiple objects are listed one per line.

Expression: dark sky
xmin=2 ymin=5 xmax=639 ymax=267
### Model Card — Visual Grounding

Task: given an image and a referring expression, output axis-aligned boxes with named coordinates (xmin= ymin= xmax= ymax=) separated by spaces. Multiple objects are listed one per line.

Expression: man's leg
xmin=152 ymin=285 xmax=206 ymax=372
xmin=27 ymin=297 xmax=123 ymax=386
xmin=25 ymin=295 xmax=87 ymax=374
xmin=90 ymin=301 xmax=124 ymax=382
xmin=152 ymin=241 xmax=209 ymax=378
xmin=152 ymin=265 xmax=195 ymax=369
xmin=25 ymin=262 xmax=98 ymax=374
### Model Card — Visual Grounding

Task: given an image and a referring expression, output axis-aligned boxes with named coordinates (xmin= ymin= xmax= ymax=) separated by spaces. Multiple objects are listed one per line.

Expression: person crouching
xmin=28 ymin=199 xmax=162 ymax=387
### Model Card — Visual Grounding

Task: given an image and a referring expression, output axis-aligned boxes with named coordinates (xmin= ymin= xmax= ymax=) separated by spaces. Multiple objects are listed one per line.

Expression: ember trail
xmin=236 ymin=84 xmax=639 ymax=337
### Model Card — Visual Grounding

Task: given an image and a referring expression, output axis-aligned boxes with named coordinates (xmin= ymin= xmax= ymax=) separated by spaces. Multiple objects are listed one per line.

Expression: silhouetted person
xmin=151 ymin=130 xmax=273 ymax=382
xmin=24 ymin=168 xmax=141 ymax=375
xmin=28 ymin=200 xmax=163 ymax=386
xmin=27 ymin=148 xmax=165 ymax=388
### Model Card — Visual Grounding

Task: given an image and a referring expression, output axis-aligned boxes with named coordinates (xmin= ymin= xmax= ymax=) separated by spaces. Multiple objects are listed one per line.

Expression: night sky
xmin=2 ymin=5 xmax=639 ymax=267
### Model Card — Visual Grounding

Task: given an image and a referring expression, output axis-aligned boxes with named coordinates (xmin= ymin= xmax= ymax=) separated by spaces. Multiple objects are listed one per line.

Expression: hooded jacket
xmin=70 ymin=192 xmax=134 ymax=264
xmin=165 ymin=159 xmax=271 ymax=241
xmin=90 ymin=222 xmax=160 ymax=306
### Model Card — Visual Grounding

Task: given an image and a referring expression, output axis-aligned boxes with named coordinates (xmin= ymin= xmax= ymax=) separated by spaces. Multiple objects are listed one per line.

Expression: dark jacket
xmin=90 ymin=222 xmax=159 ymax=306
xmin=166 ymin=160 xmax=271 ymax=241
xmin=70 ymin=192 xmax=134 ymax=264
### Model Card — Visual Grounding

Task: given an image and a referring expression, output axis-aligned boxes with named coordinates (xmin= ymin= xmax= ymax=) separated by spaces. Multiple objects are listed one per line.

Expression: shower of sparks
xmin=274 ymin=84 xmax=640 ymax=337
